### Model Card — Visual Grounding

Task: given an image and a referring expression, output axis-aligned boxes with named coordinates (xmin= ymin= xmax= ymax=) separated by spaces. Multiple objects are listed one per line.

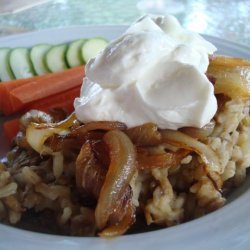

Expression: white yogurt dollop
xmin=74 ymin=15 xmax=217 ymax=129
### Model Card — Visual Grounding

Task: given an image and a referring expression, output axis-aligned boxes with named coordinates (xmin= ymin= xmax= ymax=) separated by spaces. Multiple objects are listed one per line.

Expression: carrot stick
xmin=0 ymin=78 xmax=30 ymax=114
xmin=0 ymin=66 xmax=84 ymax=115
xmin=10 ymin=66 xmax=84 ymax=104
xmin=26 ymin=86 xmax=81 ymax=114
xmin=3 ymin=118 xmax=20 ymax=143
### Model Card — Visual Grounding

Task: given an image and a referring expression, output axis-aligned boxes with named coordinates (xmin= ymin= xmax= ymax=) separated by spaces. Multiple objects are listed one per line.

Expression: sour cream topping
xmin=74 ymin=15 xmax=217 ymax=129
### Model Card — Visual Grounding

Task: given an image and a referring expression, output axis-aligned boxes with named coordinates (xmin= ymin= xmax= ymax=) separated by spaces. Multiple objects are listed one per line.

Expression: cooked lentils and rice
xmin=0 ymin=57 xmax=250 ymax=236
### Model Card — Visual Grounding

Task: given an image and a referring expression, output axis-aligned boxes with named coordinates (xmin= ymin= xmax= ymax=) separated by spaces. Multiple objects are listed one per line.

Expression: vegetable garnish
xmin=0 ymin=66 xmax=84 ymax=115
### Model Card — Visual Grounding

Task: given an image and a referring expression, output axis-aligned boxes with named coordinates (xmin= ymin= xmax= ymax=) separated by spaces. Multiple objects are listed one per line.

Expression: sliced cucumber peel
xmin=81 ymin=37 xmax=108 ymax=63
xmin=0 ymin=48 xmax=15 ymax=81
xmin=66 ymin=39 xmax=86 ymax=68
xmin=45 ymin=44 xmax=69 ymax=73
xmin=30 ymin=44 xmax=52 ymax=75
xmin=9 ymin=48 xmax=35 ymax=79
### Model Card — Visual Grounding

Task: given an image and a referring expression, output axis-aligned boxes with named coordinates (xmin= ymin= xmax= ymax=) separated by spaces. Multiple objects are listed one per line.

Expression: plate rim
xmin=0 ymin=24 xmax=249 ymax=53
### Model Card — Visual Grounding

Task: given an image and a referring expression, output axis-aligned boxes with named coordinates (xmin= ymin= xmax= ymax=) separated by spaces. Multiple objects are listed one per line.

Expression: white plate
xmin=0 ymin=26 xmax=250 ymax=250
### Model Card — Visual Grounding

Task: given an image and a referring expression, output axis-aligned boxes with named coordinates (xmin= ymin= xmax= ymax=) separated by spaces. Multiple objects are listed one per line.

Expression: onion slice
xmin=209 ymin=55 xmax=250 ymax=68
xmin=126 ymin=123 xmax=161 ymax=146
xmin=161 ymin=129 xmax=222 ymax=173
xmin=207 ymin=64 xmax=250 ymax=99
xmin=26 ymin=113 xmax=77 ymax=154
xmin=35 ymin=112 xmax=77 ymax=129
xmin=179 ymin=121 xmax=215 ymax=140
xmin=72 ymin=121 xmax=127 ymax=137
xmin=95 ymin=130 xmax=136 ymax=230
xmin=75 ymin=142 xmax=106 ymax=198
xmin=137 ymin=148 xmax=190 ymax=170
xmin=99 ymin=199 xmax=136 ymax=237
xmin=26 ymin=123 xmax=69 ymax=154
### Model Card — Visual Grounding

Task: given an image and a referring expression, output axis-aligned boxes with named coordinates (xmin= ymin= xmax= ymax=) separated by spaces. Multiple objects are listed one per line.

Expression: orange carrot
xmin=0 ymin=66 xmax=84 ymax=115
xmin=26 ymin=86 xmax=81 ymax=114
xmin=10 ymin=66 xmax=84 ymax=104
xmin=3 ymin=118 xmax=20 ymax=143
xmin=0 ymin=78 xmax=30 ymax=115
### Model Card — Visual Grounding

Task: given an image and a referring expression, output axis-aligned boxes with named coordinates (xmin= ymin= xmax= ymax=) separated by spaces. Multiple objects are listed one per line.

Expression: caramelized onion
xmin=137 ymin=147 xmax=190 ymax=170
xmin=180 ymin=121 xmax=215 ymax=140
xmin=75 ymin=142 xmax=106 ymax=198
xmin=91 ymin=140 xmax=110 ymax=168
xmin=47 ymin=136 xmax=83 ymax=152
xmin=26 ymin=123 xmax=70 ymax=154
xmin=72 ymin=121 xmax=127 ymax=137
xmin=207 ymin=65 xmax=250 ymax=99
xmin=161 ymin=129 xmax=222 ymax=173
xmin=95 ymin=130 xmax=136 ymax=230
xmin=48 ymin=129 xmax=106 ymax=153
xmin=126 ymin=123 xmax=161 ymax=146
xmin=107 ymin=186 xmax=132 ymax=225
xmin=209 ymin=55 xmax=250 ymax=68
xmin=76 ymin=134 xmax=135 ymax=236
xmin=25 ymin=113 xmax=78 ymax=154
xmin=99 ymin=197 xmax=136 ymax=237
xmin=35 ymin=112 xmax=77 ymax=129
xmin=208 ymin=56 xmax=250 ymax=99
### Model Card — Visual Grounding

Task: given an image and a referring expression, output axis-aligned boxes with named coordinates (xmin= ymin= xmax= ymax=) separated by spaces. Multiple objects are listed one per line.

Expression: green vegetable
xmin=30 ymin=44 xmax=52 ymax=75
xmin=81 ymin=37 xmax=108 ymax=63
xmin=0 ymin=48 xmax=15 ymax=81
xmin=9 ymin=48 xmax=35 ymax=79
xmin=66 ymin=39 xmax=86 ymax=67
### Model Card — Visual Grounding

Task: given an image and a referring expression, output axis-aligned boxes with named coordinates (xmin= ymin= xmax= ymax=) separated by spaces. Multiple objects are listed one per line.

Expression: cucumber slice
xmin=30 ymin=44 xmax=52 ymax=75
xmin=0 ymin=48 xmax=15 ymax=81
xmin=66 ymin=39 xmax=85 ymax=68
xmin=81 ymin=37 xmax=108 ymax=63
xmin=45 ymin=44 xmax=69 ymax=72
xmin=9 ymin=48 xmax=35 ymax=79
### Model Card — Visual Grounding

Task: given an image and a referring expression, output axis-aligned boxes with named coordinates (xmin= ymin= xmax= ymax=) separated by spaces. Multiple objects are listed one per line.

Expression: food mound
xmin=0 ymin=56 xmax=250 ymax=237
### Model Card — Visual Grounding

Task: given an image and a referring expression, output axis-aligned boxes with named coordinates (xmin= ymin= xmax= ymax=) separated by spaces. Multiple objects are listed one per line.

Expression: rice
xmin=0 ymin=96 xmax=249 ymax=236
